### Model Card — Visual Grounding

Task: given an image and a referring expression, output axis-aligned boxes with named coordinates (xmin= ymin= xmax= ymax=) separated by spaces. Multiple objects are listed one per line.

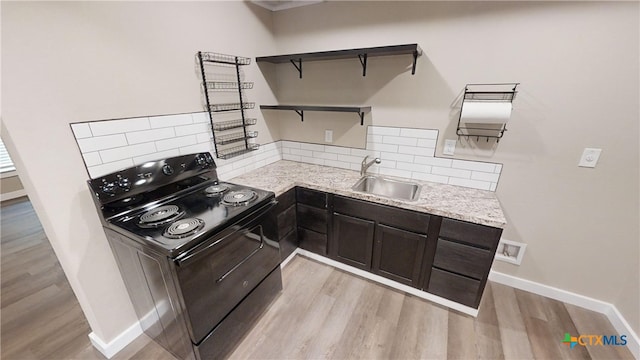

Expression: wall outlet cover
xmin=325 ymin=130 xmax=333 ymax=143
xmin=443 ymin=139 xmax=456 ymax=156
xmin=495 ymin=239 xmax=527 ymax=265
xmin=578 ymin=148 xmax=602 ymax=168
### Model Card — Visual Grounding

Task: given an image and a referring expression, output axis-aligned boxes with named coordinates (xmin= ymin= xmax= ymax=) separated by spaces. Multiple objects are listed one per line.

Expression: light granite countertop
xmin=230 ymin=160 xmax=507 ymax=228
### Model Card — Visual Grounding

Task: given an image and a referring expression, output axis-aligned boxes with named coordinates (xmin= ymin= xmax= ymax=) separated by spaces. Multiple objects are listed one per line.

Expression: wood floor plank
xmin=491 ymin=282 xmax=536 ymax=359
xmin=448 ymin=311 xmax=478 ymax=359
xmin=474 ymin=284 xmax=505 ymax=360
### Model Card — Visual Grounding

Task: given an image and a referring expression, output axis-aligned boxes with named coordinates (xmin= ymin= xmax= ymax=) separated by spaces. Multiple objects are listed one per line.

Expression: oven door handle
xmin=216 ymin=242 xmax=264 ymax=283
xmin=174 ymin=200 xmax=276 ymax=267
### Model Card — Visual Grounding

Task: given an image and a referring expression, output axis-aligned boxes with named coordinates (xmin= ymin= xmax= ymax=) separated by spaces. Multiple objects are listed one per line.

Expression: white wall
xmin=1 ymin=1 xmax=277 ymax=345
xmin=269 ymin=1 xmax=639 ymax=335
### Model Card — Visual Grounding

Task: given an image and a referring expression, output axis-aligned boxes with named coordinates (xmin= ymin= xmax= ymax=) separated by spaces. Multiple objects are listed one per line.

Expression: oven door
xmin=172 ymin=200 xmax=280 ymax=344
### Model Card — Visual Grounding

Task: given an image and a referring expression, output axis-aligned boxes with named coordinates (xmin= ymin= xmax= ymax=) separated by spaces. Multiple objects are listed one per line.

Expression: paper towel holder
xmin=456 ymin=83 xmax=519 ymax=142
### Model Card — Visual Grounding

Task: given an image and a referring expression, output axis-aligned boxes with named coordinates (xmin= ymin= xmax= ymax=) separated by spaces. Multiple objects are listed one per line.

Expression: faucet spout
xmin=360 ymin=156 xmax=381 ymax=176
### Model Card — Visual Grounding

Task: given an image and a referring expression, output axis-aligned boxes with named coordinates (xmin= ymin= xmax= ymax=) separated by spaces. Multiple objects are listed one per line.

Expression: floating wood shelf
xmin=260 ymin=105 xmax=371 ymax=125
xmin=256 ymin=44 xmax=422 ymax=77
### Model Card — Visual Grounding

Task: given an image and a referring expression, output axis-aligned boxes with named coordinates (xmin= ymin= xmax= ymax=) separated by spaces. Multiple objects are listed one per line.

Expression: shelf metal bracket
xmin=358 ymin=53 xmax=368 ymax=77
xmin=290 ymin=58 xmax=302 ymax=79
xmin=411 ymin=50 xmax=419 ymax=75
xmin=359 ymin=112 xmax=365 ymax=126
xmin=294 ymin=110 xmax=304 ymax=122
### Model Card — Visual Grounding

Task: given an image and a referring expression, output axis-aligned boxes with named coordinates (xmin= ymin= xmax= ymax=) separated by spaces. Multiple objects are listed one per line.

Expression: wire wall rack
xmin=197 ymin=51 xmax=259 ymax=159
xmin=456 ymin=83 xmax=519 ymax=142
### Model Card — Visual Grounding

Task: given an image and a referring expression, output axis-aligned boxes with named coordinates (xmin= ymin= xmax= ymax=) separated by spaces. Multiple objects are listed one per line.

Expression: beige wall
xmin=1 ymin=1 xmax=277 ymax=343
xmin=270 ymin=1 xmax=639 ymax=334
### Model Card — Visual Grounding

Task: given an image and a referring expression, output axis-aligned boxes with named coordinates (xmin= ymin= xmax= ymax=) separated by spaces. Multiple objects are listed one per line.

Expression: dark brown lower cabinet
xmin=330 ymin=213 xmax=375 ymax=270
xmin=372 ymin=224 xmax=427 ymax=287
xmin=296 ymin=187 xmax=329 ymax=256
xmin=427 ymin=268 xmax=481 ymax=308
xmin=266 ymin=188 xmax=298 ymax=261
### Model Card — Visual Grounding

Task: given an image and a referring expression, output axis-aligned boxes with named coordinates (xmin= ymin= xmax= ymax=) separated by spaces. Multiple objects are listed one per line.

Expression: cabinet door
xmin=298 ymin=227 xmax=327 ymax=256
xmin=372 ymin=224 xmax=427 ymax=288
xmin=331 ymin=213 xmax=375 ymax=270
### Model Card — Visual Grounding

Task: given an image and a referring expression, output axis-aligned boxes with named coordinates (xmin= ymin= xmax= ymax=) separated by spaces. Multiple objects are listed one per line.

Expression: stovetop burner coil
xmin=221 ymin=190 xmax=257 ymax=206
xmin=204 ymin=184 xmax=230 ymax=197
xmin=138 ymin=205 xmax=184 ymax=228
xmin=163 ymin=218 xmax=205 ymax=239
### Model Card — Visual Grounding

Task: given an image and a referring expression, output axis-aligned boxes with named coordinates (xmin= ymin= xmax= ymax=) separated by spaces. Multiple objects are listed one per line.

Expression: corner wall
xmin=1 ymin=0 xmax=277 ymax=349
xmin=270 ymin=1 xmax=640 ymax=336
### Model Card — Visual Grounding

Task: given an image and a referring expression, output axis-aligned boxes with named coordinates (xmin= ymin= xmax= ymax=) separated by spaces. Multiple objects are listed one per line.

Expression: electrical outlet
xmin=443 ymin=139 xmax=456 ymax=156
xmin=325 ymin=130 xmax=333 ymax=143
xmin=495 ymin=239 xmax=527 ymax=265
xmin=578 ymin=148 xmax=602 ymax=168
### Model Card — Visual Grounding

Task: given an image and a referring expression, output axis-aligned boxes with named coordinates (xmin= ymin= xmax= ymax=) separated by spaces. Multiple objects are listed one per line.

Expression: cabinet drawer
xmin=433 ymin=239 xmax=493 ymax=280
xmin=275 ymin=187 xmax=296 ymax=212
xmin=298 ymin=227 xmax=327 ymax=256
xmin=297 ymin=203 xmax=327 ymax=234
xmin=277 ymin=203 xmax=297 ymax=239
xmin=333 ymin=196 xmax=430 ymax=234
xmin=439 ymin=218 xmax=502 ymax=250
xmin=427 ymin=268 xmax=481 ymax=308
xmin=296 ymin=187 xmax=327 ymax=208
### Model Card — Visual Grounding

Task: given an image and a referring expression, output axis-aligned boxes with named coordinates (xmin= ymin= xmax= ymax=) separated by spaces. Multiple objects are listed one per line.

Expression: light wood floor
xmin=1 ymin=198 xmax=633 ymax=359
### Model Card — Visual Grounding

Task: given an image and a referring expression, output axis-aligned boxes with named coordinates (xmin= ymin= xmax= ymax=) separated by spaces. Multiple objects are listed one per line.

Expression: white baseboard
xmin=88 ymin=321 xmax=143 ymax=359
xmin=489 ymin=270 xmax=639 ymax=359
xmin=0 ymin=189 xmax=27 ymax=202
xmin=294 ymin=249 xmax=479 ymax=317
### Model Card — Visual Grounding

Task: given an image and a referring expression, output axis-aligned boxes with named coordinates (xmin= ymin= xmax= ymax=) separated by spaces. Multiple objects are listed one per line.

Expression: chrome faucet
xmin=360 ymin=156 xmax=381 ymax=176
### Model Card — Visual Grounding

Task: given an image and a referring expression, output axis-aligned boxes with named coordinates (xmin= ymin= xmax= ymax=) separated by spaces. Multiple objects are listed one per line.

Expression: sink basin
xmin=352 ymin=176 xmax=422 ymax=202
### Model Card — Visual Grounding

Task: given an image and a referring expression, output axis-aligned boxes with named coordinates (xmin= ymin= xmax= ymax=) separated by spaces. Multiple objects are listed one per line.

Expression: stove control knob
xmin=162 ymin=164 xmax=174 ymax=176
xmin=116 ymin=176 xmax=131 ymax=191
xmin=100 ymin=179 xmax=116 ymax=196
xmin=195 ymin=154 xmax=208 ymax=167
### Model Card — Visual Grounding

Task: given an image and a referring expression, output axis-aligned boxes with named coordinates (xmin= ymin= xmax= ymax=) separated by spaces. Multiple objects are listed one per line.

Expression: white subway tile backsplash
xmin=396 ymin=161 xmax=422 ymax=172
xmin=156 ymin=135 xmax=197 ymax=151
xmin=382 ymin=135 xmax=417 ymax=146
xmin=411 ymin=172 xmax=448 ymax=184
xmin=99 ymin=142 xmax=157 ymax=163
xmin=150 ymin=114 xmax=193 ymax=129
xmin=414 ymin=156 xmax=453 ymax=167
xmin=77 ymin=134 xmax=128 ymax=153
xmin=290 ymin=148 xmax=313 ymax=157
xmin=350 ymin=148 xmax=378 ymax=158
xmin=337 ymin=154 xmax=364 ymax=164
xmin=126 ymin=128 xmax=176 ymax=145
xmin=490 ymin=183 xmax=497 ymax=191
xmin=379 ymin=152 xmax=414 ymax=163
xmin=89 ymin=117 xmax=150 ymax=136
xmin=398 ymin=145 xmax=430 ymax=156
xmin=196 ymin=133 xmax=212 ymax=143
xmin=367 ymin=134 xmax=383 ymax=144
xmin=82 ymin=152 xmax=102 ymax=167
xmin=378 ymin=160 xmax=397 ymax=169
xmin=283 ymin=154 xmax=301 ymax=162
xmin=262 ymin=142 xmax=280 ymax=152
xmin=282 ymin=141 xmax=301 ymax=149
xmin=400 ymin=128 xmax=438 ymax=139
xmin=432 ymin=167 xmax=471 ymax=179
xmin=379 ymin=168 xmax=413 ymax=179
xmin=416 ymin=139 xmax=437 ymax=148
xmin=448 ymin=177 xmax=491 ymax=191
xmin=494 ymin=164 xmax=503 ymax=174
xmin=71 ymin=123 xmax=93 ymax=139
xmin=179 ymin=142 xmax=212 ymax=155
xmin=191 ymin=112 xmax=209 ymax=123
xmin=300 ymin=143 xmax=325 ymax=152
xmin=324 ymin=146 xmax=351 ymax=155
xmin=301 ymin=156 xmax=324 ymax=166
xmin=324 ymin=159 xmax=351 ymax=170
xmin=87 ymin=159 xmax=134 ymax=179
xmin=175 ymin=123 xmax=210 ymax=137
xmin=367 ymin=143 xmax=399 ymax=153
xmin=368 ymin=126 xmax=401 ymax=136
xmin=471 ymin=171 xmax=500 ymax=182
xmin=313 ymin=152 xmax=338 ymax=161
xmin=452 ymin=159 xmax=496 ymax=173
xmin=133 ymin=149 xmax=181 ymax=164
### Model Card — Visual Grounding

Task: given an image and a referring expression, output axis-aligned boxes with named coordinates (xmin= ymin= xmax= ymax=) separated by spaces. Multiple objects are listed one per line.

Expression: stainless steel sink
xmin=351 ymin=176 xmax=422 ymax=202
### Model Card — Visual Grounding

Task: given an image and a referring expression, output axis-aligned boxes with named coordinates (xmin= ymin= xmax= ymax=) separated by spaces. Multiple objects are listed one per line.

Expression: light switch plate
xmin=443 ymin=139 xmax=456 ymax=156
xmin=325 ymin=130 xmax=333 ymax=143
xmin=578 ymin=148 xmax=602 ymax=168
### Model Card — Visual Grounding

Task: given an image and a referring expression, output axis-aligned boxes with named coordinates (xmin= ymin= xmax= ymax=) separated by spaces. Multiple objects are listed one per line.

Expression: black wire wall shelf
xmin=211 ymin=118 xmax=257 ymax=131
xmin=197 ymin=51 xmax=258 ymax=159
xmin=204 ymin=81 xmax=254 ymax=91
xmin=256 ymin=43 xmax=422 ymax=78
xmin=260 ymin=105 xmax=371 ymax=125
